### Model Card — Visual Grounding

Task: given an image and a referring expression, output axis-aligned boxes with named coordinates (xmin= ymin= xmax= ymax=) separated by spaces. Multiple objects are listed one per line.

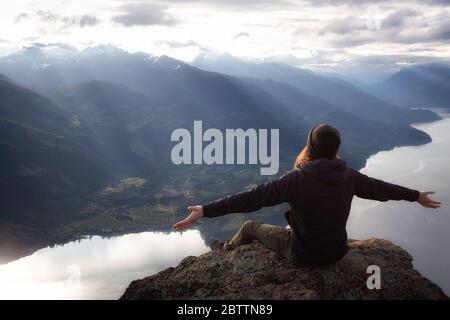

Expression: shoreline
xmin=1 ymin=108 xmax=445 ymax=266
xmin=348 ymin=109 xmax=450 ymax=295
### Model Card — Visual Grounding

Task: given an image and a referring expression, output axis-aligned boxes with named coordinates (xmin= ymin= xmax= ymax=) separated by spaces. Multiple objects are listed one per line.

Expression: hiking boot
xmin=223 ymin=240 xmax=234 ymax=251
xmin=208 ymin=238 xmax=224 ymax=251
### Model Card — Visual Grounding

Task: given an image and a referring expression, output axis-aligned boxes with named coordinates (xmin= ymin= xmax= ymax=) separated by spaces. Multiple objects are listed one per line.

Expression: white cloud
xmin=0 ymin=0 xmax=449 ymax=75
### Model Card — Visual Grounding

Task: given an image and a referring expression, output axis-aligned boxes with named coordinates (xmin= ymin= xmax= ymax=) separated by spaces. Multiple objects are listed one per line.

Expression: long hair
xmin=293 ymin=146 xmax=313 ymax=170
xmin=293 ymin=145 xmax=339 ymax=170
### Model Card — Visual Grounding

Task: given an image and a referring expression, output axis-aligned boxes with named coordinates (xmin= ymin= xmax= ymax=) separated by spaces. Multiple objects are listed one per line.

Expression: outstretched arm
xmin=352 ymin=170 xmax=441 ymax=208
xmin=173 ymin=170 xmax=300 ymax=230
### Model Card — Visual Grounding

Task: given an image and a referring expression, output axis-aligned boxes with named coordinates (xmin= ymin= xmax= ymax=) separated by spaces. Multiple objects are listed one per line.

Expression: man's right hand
xmin=417 ymin=191 xmax=441 ymax=209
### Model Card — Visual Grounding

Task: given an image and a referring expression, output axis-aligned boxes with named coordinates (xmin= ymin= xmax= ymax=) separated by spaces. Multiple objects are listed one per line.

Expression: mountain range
xmin=369 ymin=63 xmax=450 ymax=108
xmin=192 ymin=53 xmax=439 ymax=123
xmin=0 ymin=44 xmax=442 ymax=262
xmin=0 ymin=78 xmax=108 ymax=225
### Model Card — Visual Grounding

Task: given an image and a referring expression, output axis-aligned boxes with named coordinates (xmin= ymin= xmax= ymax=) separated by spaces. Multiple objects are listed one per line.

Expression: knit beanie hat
xmin=307 ymin=124 xmax=341 ymax=159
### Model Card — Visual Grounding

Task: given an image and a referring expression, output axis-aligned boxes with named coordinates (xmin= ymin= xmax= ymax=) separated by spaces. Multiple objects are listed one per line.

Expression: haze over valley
xmin=0 ymin=43 xmax=447 ymax=263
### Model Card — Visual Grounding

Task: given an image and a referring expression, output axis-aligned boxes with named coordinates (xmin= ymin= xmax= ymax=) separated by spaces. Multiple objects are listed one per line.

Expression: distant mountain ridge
xmin=0 ymin=78 xmax=109 ymax=226
xmin=192 ymin=54 xmax=439 ymax=124
xmin=0 ymin=74 xmax=12 ymax=83
xmin=369 ymin=63 xmax=450 ymax=108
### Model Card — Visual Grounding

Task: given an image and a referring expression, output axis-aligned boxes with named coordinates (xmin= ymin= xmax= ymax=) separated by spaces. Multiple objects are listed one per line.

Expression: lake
xmin=0 ymin=230 xmax=209 ymax=299
xmin=1 ymin=110 xmax=449 ymax=299
xmin=348 ymin=109 xmax=450 ymax=296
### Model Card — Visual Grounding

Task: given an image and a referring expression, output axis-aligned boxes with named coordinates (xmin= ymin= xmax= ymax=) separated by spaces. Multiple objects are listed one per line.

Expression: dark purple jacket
xmin=203 ymin=159 xmax=419 ymax=266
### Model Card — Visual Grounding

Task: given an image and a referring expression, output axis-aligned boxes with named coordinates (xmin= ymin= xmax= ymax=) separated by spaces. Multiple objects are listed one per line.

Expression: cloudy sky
xmin=1 ymin=0 xmax=450 ymax=82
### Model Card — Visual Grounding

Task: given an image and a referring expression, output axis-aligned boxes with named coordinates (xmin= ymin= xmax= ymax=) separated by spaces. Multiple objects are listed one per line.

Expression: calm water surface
xmin=348 ymin=109 xmax=450 ymax=295
xmin=1 ymin=110 xmax=449 ymax=299
xmin=0 ymin=230 xmax=208 ymax=299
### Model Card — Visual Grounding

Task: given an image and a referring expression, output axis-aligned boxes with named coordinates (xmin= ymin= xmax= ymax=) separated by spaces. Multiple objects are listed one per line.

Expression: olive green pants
xmin=228 ymin=220 xmax=293 ymax=262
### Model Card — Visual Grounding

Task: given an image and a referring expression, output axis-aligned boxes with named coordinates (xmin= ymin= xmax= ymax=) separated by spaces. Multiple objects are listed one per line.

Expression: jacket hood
xmin=300 ymin=159 xmax=349 ymax=185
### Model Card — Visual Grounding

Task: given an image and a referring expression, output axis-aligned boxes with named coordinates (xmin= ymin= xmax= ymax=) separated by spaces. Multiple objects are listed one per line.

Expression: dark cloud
xmin=79 ymin=15 xmax=99 ymax=27
xmin=117 ymin=0 xmax=448 ymax=7
xmin=381 ymin=8 xmax=418 ymax=29
xmin=36 ymin=10 xmax=59 ymax=22
xmin=319 ymin=8 xmax=450 ymax=48
xmin=319 ymin=16 xmax=367 ymax=35
xmin=304 ymin=0 xmax=450 ymax=6
xmin=112 ymin=3 xmax=178 ymax=26
xmin=427 ymin=22 xmax=450 ymax=42
xmin=193 ymin=0 xmax=434 ymax=9
xmin=192 ymin=0 xmax=289 ymax=4
xmin=320 ymin=8 xmax=418 ymax=36
xmin=233 ymin=32 xmax=250 ymax=40
xmin=126 ymin=0 xmax=294 ymax=9
xmin=34 ymin=10 xmax=99 ymax=28
xmin=14 ymin=13 xmax=29 ymax=24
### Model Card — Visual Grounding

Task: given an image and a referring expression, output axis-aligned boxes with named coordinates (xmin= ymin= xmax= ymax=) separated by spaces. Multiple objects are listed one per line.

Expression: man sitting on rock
xmin=173 ymin=124 xmax=441 ymax=267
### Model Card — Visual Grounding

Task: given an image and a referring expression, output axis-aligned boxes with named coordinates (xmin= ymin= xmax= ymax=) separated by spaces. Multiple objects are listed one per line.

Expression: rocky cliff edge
xmin=121 ymin=238 xmax=448 ymax=300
